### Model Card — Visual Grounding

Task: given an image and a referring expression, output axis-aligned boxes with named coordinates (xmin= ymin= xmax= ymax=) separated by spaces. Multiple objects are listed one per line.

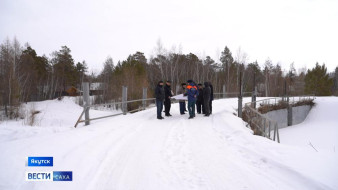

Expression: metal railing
xmin=244 ymin=103 xmax=280 ymax=142
xmin=73 ymin=84 xmax=159 ymax=128
xmin=243 ymin=95 xmax=315 ymax=143
xmin=73 ymin=82 xmax=265 ymax=129
xmin=74 ymin=98 xmax=156 ymax=128
xmin=213 ymin=92 xmax=254 ymax=99
xmin=251 ymin=95 xmax=315 ymax=109
xmin=73 ymin=85 xmax=249 ymax=128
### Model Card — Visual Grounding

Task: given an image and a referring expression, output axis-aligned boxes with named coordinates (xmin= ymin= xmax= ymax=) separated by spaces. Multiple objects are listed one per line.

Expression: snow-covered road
xmin=0 ymin=97 xmax=337 ymax=190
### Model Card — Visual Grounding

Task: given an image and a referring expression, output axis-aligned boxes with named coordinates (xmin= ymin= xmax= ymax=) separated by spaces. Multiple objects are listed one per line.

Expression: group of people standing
xmin=155 ymin=80 xmax=214 ymax=120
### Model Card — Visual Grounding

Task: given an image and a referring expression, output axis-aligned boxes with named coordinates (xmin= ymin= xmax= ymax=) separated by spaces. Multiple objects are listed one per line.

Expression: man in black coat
xmin=203 ymin=82 xmax=211 ymax=116
xmin=196 ymin=84 xmax=204 ymax=114
xmin=155 ymin=81 xmax=165 ymax=119
xmin=164 ymin=80 xmax=173 ymax=116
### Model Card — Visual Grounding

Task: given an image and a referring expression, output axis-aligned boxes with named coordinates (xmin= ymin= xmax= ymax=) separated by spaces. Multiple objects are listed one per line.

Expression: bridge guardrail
xmin=243 ymin=95 xmax=315 ymax=143
xmin=244 ymin=103 xmax=280 ymax=143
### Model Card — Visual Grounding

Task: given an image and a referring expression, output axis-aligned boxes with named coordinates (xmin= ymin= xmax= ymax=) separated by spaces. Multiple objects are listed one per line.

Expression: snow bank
xmin=0 ymin=97 xmax=118 ymax=142
xmin=279 ymin=97 xmax=338 ymax=151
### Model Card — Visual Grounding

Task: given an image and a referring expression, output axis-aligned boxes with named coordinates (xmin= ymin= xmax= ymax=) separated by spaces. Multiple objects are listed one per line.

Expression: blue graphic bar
xmin=28 ymin=157 xmax=53 ymax=167
xmin=53 ymin=171 xmax=73 ymax=181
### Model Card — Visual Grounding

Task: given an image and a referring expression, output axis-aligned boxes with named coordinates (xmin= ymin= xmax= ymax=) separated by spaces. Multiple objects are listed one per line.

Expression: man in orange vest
xmin=184 ymin=80 xmax=199 ymax=119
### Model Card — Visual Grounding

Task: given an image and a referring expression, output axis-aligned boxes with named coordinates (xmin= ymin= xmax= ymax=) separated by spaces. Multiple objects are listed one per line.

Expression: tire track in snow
xmin=86 ymin=114 xmax=176 ymax=190
xmin=185 ymin=116 xmax=248 ymax=190
xmin=85 ymin=122 xmax=148 ymax=190
xmin=163 ymin=118 xmax=208 ymax=190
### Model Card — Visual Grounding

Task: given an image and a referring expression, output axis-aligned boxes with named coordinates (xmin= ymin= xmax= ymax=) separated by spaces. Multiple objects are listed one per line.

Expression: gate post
xmin=142 ymin=87 xmax=147 ymax=110
xmin=122 ymin=86 xmax=128 ymax=115
xmin=238 ymin=71 xmax=243 ymax=118
xmin=283 ymin=80 xmax=287 ymax=102
xmin=287 ymin=104 xmax=293 ymax=126
xmin=251 ymin=73 xmax=257 ymax=109
xmin=82 ymin=82 xmax=90 ymax=126
xmin=238 ymin=97 xmax=242 ymax=118
xmin=223 ymin=84 xmax=226 ymax=98
xmin=286 ymin=96 xmax=292 ymax=126
xmin=251 ymin=87 xmax=257 ymax=109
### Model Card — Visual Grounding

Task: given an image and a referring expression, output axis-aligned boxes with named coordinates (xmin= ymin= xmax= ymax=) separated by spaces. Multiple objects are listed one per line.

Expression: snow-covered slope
xmin=279 ymin=97 xmax=338 ymax=151
xmin=0 ymin=97 xmax=118 ymax=142
xmin=0 ymin=97 xmax=337 ymax=190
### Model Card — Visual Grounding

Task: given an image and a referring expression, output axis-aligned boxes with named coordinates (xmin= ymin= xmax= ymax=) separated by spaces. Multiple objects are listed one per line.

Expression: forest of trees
xmin=1 ymin=37 xmax=337 ymax=119
xmin=0 ymin=38 xmax=87 ymax=118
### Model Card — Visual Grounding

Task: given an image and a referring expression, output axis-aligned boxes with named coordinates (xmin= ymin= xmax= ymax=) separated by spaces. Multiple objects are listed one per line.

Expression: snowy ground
xmin=0 ymin=97 xmax=337 ymax=190
xmin=0 ymin=98 xmax=119 ymax=142
xmin=279 ymin=97 xmax=338 ymax=151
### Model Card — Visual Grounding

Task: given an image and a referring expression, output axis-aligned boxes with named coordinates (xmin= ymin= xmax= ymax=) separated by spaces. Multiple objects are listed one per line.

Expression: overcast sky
xmin=1 ymin=0 xmax=337 ymax=73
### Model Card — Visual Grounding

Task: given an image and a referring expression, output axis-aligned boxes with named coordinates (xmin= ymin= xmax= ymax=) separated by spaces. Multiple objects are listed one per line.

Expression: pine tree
xmin=244 ymin=61 xmax=263 ymax=92
xmin=99 ymin=57 xmax=114 ymax=103
xmin=220 ymin=46 xmax=234 ymax=91
xmin=51 ymin=46 xmax=76 ymax=93
xmin=304 ymin=63 xmax=333 ymax=96
xmin=19 ymin=46 xmax=50 ymax=101
xmin=333 ymin=66 xmax=338 ymax=95
xmin=75 ymin=61 xmax=88 ymax=87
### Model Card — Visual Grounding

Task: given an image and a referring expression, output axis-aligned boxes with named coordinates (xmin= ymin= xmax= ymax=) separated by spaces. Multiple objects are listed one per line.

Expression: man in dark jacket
xmin=155 ymin=81 xmax=165 ymax=119
xmin=185 ymin=80 xmax=198 ymax=119
xmin=209 ymin=82 xmax=214 ymax=114
xmin=196 ymin=84 xmax=204 ymax=114
xmin=203 ymin=82 xmax=211 ymax=116
xmin=177 ymin=83 xmax=187 ymax=115
xmin=164 ymin=80 xmax=173 ymax=116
